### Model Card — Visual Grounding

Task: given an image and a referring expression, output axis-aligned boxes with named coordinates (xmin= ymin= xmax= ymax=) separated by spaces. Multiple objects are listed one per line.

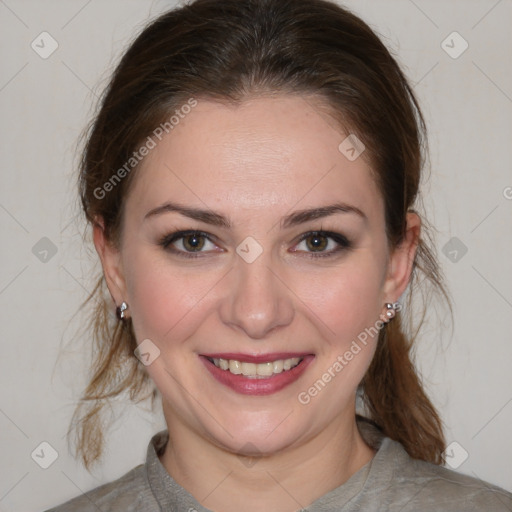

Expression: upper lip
xmin=201 ymin=352 xmax=313 ymax=363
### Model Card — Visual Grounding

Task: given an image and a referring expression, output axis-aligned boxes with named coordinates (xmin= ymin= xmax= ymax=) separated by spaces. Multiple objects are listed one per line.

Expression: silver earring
xmin=381 ymin=302 xmax=400 ymax=323
xmin=116 ymin=301 xmax=128 ymax=320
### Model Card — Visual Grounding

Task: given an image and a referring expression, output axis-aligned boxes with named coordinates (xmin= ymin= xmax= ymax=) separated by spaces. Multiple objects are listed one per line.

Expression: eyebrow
xmin=143 ymin=201 xmax=366 ymax=228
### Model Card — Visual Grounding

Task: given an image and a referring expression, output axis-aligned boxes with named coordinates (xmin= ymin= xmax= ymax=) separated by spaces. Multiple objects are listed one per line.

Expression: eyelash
xmin=158 ymin=230 xmax=352 ymax=259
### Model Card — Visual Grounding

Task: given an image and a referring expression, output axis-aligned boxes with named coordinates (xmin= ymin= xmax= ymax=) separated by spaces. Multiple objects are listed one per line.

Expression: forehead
xmin=126 ymin=95 xmax=383 ymax=220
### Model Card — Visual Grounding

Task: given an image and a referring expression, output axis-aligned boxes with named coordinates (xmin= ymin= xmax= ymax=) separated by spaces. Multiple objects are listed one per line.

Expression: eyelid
xmin=159 ymin=229 xmax=352 ymax=259
xmin=291 ymin=230 xmax=352 ymax=257
xmin=159 ymin=229 xmax=221 ymax=257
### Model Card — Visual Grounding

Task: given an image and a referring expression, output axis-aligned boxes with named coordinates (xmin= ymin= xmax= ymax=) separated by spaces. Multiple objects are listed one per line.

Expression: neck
xmin=159 ymin=407 xmax=375 ymax=512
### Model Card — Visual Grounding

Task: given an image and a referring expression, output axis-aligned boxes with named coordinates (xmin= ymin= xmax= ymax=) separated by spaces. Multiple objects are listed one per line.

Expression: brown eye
xmin=159 ymin=230 xmax=219 ymax=257
xmin=182 ymin=233 xmax=206 ymax=251
xmin=305 ymin=233 xmax=328 ymax=252
xmin=292 ymin=230 xmax=352 ymax=258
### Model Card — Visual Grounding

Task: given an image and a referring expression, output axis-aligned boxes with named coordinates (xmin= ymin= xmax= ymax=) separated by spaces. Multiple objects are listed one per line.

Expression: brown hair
xmin=71 ymin=0 xmax=448 ymax=468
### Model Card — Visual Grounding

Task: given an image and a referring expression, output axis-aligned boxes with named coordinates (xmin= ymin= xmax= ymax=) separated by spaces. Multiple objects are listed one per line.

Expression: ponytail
xmin=361 ymin=314 xmax=445 ymax=464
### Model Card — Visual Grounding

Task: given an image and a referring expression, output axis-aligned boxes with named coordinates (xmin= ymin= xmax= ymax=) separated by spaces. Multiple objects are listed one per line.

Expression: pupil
xmin=308 ymin=235 xmax=327 ymax=251
xmin=184 ymin=234 xmax=204 ymax=251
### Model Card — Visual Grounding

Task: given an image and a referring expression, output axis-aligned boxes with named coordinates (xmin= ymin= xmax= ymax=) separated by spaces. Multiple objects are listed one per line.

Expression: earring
xmin=116 ymin=301 xmax=128 ymax=320
xmin=381 ymin=302 xmax=400 ymax=323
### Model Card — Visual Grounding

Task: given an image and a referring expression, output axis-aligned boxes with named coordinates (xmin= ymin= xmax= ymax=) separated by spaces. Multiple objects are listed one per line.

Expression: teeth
xmin=242 ymin=362 xmax=257 ymax=376
xmin=257 ymin=362 xmax=274 ymax=376
xmin=211 ymin=357 xmax=301 ymax=378
xmin=229 ymin=360 xmax=242 ymax=374
xmin=273 ymin=360 xmax=284 ymax=374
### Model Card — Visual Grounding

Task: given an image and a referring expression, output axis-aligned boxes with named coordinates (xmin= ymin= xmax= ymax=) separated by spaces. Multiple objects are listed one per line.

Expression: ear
xmin=92 ymin=217 xmax=127 ymax=307
xmin=383 ymin=212 xmax=421 ymax=301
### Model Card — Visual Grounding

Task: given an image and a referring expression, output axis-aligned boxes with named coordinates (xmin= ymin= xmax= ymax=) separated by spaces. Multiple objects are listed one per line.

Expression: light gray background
xmin=0 ymin=1 xmax=511 ymax=510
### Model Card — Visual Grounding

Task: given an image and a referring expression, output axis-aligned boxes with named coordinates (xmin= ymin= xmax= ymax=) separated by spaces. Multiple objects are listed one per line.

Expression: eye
xmin=159 ymin=230 xmax=220 ymax=257
xmin=292 ymin=231 xmax=351 ymax=258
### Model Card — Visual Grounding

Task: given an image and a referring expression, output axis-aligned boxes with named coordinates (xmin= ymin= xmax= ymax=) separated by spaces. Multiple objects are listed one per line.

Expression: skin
xmin=94 ymin=95 xmax=420 ymax=512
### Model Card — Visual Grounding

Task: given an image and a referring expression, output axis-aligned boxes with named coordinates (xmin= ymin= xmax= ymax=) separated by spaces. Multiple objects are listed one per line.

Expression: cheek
xmin=122 ymin=247 xmax=212 ymax=345
xmin=294 ymin=263 xmax=385 ymax=406
xmin=297 ymin=260 xmax=385 ymax=343
xmin=122 ymin=228 xmax=388 ymax=351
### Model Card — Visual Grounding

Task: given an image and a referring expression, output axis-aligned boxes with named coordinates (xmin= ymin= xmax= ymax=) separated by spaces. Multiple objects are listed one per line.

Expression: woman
xmin=47 ymin=0 xmax=512 ymax=510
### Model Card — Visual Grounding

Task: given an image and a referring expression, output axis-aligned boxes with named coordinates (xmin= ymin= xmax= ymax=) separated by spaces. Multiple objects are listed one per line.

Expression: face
xmin=96 ymin=95 xmax=417 ymax=456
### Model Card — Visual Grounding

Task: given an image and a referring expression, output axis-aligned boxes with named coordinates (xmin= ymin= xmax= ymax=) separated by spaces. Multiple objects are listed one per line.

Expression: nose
xmin=219 ymin=255 xmax=295 ymax=340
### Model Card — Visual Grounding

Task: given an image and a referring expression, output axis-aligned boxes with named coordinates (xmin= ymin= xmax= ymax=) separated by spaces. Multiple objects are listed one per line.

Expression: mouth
xmin=200 ymin=353 xmax=314 ymax=395
xmin=206 ymin=356 xmax=303 ymax=378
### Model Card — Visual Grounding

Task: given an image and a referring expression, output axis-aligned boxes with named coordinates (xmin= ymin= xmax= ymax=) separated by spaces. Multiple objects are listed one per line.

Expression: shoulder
xmin=373 ymin=438 xmax=512 ymax=511
xmin=44 ymin=464 xmax=159 ymax=512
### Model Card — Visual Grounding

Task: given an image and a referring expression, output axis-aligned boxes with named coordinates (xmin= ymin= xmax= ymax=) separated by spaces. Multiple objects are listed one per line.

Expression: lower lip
xmin=201 ymin=355 xmax=314 ymax=395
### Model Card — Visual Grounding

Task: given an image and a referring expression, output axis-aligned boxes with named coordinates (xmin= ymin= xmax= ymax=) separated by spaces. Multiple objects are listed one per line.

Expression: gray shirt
xmin=46 ymin=422 xmax=512 ymax=511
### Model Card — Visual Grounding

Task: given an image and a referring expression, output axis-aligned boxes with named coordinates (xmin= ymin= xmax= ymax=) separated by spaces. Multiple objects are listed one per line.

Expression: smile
xmin=201 ymin=353 xmax=314 ymax=395
xmin=207 ymin=356 xmax=302 ymax=378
